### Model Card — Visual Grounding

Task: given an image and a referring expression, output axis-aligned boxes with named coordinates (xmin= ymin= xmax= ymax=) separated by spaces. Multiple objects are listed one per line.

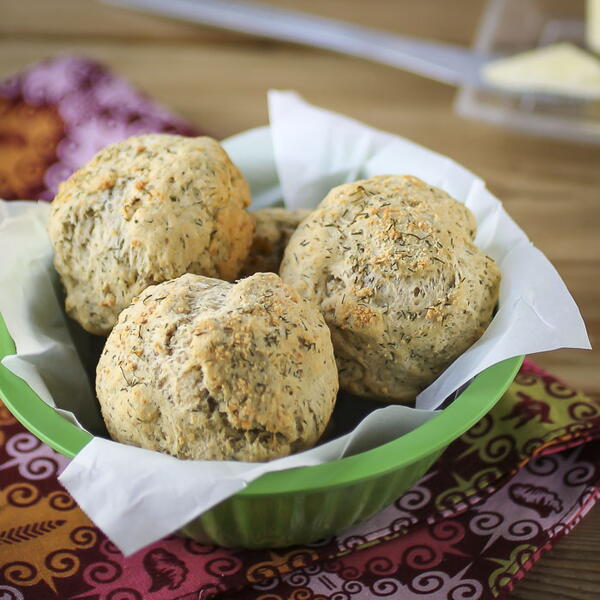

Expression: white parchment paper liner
xmin=0 ymin=92 xmax=590 ymax=556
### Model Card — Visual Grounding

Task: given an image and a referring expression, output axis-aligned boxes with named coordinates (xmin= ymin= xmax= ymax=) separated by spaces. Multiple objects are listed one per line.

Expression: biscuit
xmin=240 ymin=208 xmax=311 ymax=277
xmin=96 ymin=272 xmax=338 ymax=461
xmin=280 ymin=175 xmax=500 ymax=401
xmin=48 ymin=134 xmax=254 ymax=335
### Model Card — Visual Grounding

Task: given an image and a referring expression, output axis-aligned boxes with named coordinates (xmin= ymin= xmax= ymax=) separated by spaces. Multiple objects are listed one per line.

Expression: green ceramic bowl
xmin=0 ymin=314 xmax=522 ymax=547
xmin=0 ymin=127 xmax=524 ymax=548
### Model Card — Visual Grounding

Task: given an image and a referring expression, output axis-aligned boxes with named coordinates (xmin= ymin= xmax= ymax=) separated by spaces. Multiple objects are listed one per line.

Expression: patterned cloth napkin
xmin=1 ymin=56 xmax=598 ymax=600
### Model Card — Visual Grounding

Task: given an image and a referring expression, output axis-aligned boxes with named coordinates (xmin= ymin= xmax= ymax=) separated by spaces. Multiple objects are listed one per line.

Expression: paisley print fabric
xmin=1 ymin=56 xmax=598 ymax=599
xmin=0 ymin=55 xmax=198 ymax=201
xmin=0 ymin=360 xmax=598 ymax=600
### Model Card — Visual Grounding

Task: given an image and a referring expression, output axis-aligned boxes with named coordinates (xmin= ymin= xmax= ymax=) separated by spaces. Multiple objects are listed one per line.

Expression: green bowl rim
xmin=0 ymin=312 xmax=523 ymax=497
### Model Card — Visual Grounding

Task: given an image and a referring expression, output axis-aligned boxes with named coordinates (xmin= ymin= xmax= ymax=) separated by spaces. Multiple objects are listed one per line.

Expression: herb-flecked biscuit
xmin=48 ymin=134 xmax=254 ymax=335
xmin=280 ymin=175 xmax=500 ymax=402
xmin=96 ymin=272 xmax=338 ymax=461
xmin=240 ymin=208 xmax=311 ymax=277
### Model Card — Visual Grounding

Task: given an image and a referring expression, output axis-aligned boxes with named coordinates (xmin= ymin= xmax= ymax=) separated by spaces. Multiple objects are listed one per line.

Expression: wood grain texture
xmin=1 ymin=0 xmax=599 ymax=597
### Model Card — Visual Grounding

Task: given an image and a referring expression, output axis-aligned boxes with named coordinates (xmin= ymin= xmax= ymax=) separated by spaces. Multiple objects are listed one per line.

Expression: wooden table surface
xmin=1 ymin=0 xmax=599 ymax=597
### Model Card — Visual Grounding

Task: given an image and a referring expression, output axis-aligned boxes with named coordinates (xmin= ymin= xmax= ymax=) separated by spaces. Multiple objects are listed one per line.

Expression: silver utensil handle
xmin=103 ymin=0 xmax=489 ymax=86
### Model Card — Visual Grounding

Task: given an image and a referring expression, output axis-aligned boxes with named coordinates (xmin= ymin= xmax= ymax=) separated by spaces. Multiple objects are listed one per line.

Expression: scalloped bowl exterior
xmin=0 ymin=313 xmax=522 ymax=548
xmin=0 ymin=126 xmax=523 ymax=548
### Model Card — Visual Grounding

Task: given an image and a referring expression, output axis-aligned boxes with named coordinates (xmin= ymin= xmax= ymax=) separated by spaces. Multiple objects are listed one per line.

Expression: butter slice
xmin=588 ymin=0 xmax=600 ymax=54
xmin=483 ymin=42 xmax=600 ymax=99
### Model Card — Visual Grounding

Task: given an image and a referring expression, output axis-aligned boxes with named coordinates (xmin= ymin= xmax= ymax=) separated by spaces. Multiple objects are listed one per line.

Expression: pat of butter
xmin=588 ymin=0 xmax=600 ymax=54
xmin=482 ymin=42 xmax=600 ymax=99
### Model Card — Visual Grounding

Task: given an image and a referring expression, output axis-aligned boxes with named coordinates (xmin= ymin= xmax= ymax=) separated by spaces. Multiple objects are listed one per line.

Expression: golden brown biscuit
xmin=240 ymin=208 xmax=311 ymax=277
xmin=280 ymin=175 xmax=500 ymax=402
xmin=96 ymin=272 xmax=338 ymax=461
xmin=48 ymin=134 xmax=254 ymax=335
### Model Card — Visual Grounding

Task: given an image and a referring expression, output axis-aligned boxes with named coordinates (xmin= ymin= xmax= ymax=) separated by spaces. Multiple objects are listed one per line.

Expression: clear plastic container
xmin=454 ymin=0 xmax=600 ymax=143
